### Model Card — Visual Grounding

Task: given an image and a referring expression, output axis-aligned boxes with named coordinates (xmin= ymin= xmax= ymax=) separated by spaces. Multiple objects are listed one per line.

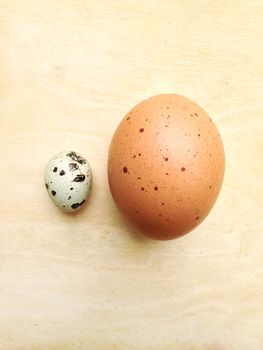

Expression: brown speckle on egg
xmin=71 ymin=200 xmax=86 ymax=210
xmin=69 ymin=163 xmax=79 ymax=171
xmin=73 ymin=174 xmax=85 ymax=182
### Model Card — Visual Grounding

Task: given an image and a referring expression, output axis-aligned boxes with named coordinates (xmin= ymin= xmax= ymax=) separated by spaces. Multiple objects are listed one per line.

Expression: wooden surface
xmin=0 ymin=1 xmax=262 ymax=349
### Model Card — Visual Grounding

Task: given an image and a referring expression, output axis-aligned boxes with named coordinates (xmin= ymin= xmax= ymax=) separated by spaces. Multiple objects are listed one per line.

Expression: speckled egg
xmin=108 ymin=94 xmax=225 ymax=240
xmin=44 ymin=151 xmax=92 ymax=212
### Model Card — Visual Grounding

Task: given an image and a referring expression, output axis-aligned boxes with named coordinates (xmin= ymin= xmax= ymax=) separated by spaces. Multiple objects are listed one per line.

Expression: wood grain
xmin=0 ymin=1 xmax=262 ymax=349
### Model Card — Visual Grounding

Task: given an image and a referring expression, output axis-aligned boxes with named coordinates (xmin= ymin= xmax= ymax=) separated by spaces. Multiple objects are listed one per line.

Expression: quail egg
xmin=44 ymin=150 xmax=92 ymax=212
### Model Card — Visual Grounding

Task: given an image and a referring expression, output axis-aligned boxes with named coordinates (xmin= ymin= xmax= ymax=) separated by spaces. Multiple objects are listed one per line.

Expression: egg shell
xmin=108 ymin=94 xmax=225 ymax=240
xmin=44 ymin=151 xmax=92 ymax=212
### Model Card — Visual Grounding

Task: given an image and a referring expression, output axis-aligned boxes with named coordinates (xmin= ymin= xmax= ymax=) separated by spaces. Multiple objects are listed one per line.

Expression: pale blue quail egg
xmin=44 ymin=151 xmax=92 ymax=212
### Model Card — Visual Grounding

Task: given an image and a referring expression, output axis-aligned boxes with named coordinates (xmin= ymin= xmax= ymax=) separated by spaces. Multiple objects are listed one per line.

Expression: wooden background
xmin=0 ymin=1 xmax=262 ymax=349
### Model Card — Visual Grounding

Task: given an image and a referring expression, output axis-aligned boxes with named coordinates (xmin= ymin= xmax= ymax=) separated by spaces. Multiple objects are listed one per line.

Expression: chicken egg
xmin=108 ymin=94 xmax=225 ymax=240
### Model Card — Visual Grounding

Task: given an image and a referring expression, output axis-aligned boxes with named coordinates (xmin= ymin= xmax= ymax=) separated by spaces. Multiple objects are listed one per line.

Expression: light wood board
xmin=0 ymin=1 xmax=262 ymax=349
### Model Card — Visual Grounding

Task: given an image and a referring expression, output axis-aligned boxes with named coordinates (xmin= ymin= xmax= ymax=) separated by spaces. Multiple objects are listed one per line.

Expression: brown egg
xmin=108 ymin=94 xmax=225 ymax=240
